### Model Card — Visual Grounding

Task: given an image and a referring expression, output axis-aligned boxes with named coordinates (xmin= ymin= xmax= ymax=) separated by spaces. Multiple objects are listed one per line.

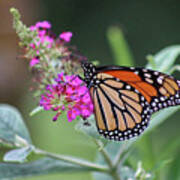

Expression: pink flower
xmin=38 ymin=30 xmax=46 ymax=37
xmin=37 ymin=35 xmax=54 ymax=48
xmin=30 ymin=57 xmax=39 ymax=67
xmin=67 ymin=107 xmax=81 ymax=122
xmin=40 ymin=73 xmax=94 ymax=122
xmin=30 ymin=26 xmax=37 ymax=31
xmin=30 ymin=21 xmax=51 ymax=31
xmin=29 ymin=33 xmax=54 ymax=51
xmin=36 ymin=21 xmax=51 ymax=29
xmin=59 ymin=32 xmax=73 ymax=42
xmin=29 ymin=21 xmax=54 ymax=50
xmin=29 ymin=43 xmax=36 ymax=49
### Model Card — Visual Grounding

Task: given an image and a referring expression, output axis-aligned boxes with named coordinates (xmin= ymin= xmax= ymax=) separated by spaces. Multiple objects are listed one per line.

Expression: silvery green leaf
xmin=146 ymin=45 xmax=180 ymax=72
xmin=0 ymin=157 xmax=103 ymax=179
xmin=0 ymin=104 xmax=32 ymax=146
xmin=75 ymin=115 xmax=101 ymax=140
xmin=93 ymin=166 xmax=135 ymax=180
xmin=3 ymin=146 xmax=33 ymax=163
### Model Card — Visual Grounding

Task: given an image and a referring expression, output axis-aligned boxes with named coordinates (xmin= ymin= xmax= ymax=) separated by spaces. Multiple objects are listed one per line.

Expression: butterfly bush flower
xmin=59 ymin=32 xmax=73 ymax=42
xmin=11 ymin=10 xmax=92 ymax=122
xmin=30 ymin=57 xmax=39 ymax=67
xmin=29 ymin=21 xmax=54 ymax=51
xmin=40 ymin=73 xmax=94 ymax=121
xmin=20 ymin=20 xmax=85 ymax=91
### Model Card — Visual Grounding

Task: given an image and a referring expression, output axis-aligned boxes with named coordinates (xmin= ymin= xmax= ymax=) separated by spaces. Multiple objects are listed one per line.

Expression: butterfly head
xmin=81 ymin=61 xmax=96 ymax=85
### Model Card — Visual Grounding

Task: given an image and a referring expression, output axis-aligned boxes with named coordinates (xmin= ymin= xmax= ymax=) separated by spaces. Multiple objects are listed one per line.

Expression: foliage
xmin=0 ymin=7 xmax=179 ymax=180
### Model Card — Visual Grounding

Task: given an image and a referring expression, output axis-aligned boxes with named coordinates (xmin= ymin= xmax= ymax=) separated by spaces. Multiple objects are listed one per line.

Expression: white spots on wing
xmin=99 ymin=129 xmax=103 ymax=133
xmin=158 ymin=103 xmax=162 ymax=108
xmin=134 ymin=71 xmax=139 ymax=75
xmin=126 ymin=85 xmax=131 ymax=89
xmin=145 ymin=78 xmax=153 ymax=84
xmin=157 ymin=76 xmax=164 ymax=84
xmin=134 ymin=128 xmax=138 ymax=132
xmin=115 ymin=130 xmax=118 ymax=134
xmin=153 ymin=71 xmax=159 ymax=75
xmin=145 ymin=101 xmax=149 ymax=105
xmin=144 ymin=110 xmax=148 ymax=114
xmin=142 ymin=69 xmax=148 ymax=72
xmin=153 ymin=107 xmax=158 ymax=111
xmin=115 ymin=78 xmax=120 ymax=82
xmin=167 ymin=100 xmax=171 ymax=106
xmin=95 ymin=80 xmax=100 ymax=84
xmin=163 ymin=102 xmax=167 ymax=107
xmin=160 ymin=97 xmax=165 ymax=101
xmin=144 ymin=73 xmax=151 ymax=78
xmin=118 ymin=133 xmax=122 ymax=136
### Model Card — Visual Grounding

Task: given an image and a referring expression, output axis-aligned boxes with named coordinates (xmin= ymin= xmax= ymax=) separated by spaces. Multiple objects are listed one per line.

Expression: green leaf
xmin=93 ymin=172 xmax=113 ymax=180
xmin=166 ymin=152 xmax=180 ymax=180
xmin=75 ymin=115 xmax=103 ymax=140
xmin=158 ymin=136 xmax=180 ymax=161
xmin=147 ymin=106 xmax=180 ymax=133
xmin=146 ymin=45 xmax=180 ymax=72
xmin=0 ymin=104 xmax=32 ymax=146
xmin=118 ymin=166 xmax=135 ymax=180
xmin=0 ymin=157 xmax=104 ymax=179
xmin=93 ymin=166 xmax=135 ymax=180
xmin=104 ymin=141 xmax=134 ymax=162
xmin=107 ymin=26 xmax=134 ymax=66
xmin=151 ymin=159 xmax=172 ymax=175
xmin=3 ymin=146 xmax=33 ymax=163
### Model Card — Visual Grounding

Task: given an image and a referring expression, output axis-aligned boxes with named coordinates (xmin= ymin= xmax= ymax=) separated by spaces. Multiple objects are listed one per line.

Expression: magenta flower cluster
xmin=40 ymin=73 xmax=94 ymax=122
xmin=29 ymin=21 xmax=73 ymax=67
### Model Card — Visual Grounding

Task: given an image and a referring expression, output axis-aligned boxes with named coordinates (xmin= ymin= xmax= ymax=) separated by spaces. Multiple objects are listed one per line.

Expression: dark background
xmin=1 ymin=0 xmax=180 ymax=179
xmin=41 ymin=0 xmax=180 ymax=66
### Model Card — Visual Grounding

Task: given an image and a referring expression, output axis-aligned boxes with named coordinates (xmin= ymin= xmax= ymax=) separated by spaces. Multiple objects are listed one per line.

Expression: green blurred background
xmin=1 ymin=0 xmax=180 ymax=179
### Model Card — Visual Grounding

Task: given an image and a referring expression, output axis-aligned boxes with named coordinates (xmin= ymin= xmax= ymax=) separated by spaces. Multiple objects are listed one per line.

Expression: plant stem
xmin=94 ymin=139 xmax=114 ymax=168
xmin=94 ymin=139 xmax=121 ymax=180
xmin=33 ymin=147 xmax=108 ymax=173
xmin=113 ymin=143 xmax=127 ymax=167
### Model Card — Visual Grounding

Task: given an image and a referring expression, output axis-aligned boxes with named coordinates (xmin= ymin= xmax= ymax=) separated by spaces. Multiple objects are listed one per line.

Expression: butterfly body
xmin=81 ymin=62 xmax=180 ymax=141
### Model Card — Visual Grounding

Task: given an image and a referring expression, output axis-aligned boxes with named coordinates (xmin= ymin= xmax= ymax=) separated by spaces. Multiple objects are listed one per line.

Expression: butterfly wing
xmin=89 ymin=66 xmax=180 ymax=141
xmin=90 ymin=75 xmax=151 ymax=141
xmin=99 ymin=66 xmax=180 ymax=112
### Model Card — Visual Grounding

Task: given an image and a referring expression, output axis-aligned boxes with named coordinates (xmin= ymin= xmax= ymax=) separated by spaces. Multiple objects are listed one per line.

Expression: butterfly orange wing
xmin=89 ymin=68 xmax=180 ymax=141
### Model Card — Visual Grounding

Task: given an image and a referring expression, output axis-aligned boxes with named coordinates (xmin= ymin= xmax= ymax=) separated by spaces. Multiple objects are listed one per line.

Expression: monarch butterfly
xmin=81 ymin=62 xmax=180 ymax=141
